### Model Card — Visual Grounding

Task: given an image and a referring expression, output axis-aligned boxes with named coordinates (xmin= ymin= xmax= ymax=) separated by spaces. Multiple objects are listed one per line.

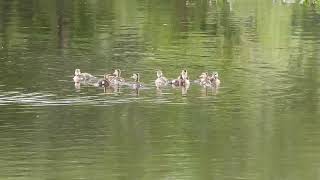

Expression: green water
xmin=0 ymin=0 xmax=320 ymax=179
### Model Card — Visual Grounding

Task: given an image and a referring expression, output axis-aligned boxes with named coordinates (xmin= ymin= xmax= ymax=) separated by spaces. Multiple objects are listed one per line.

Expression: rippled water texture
xmin=0 ymin=0 xmax=320 ymax=179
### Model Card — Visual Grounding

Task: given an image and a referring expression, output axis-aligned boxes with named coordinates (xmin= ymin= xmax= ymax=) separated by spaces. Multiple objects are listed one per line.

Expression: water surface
xmin=0 ymin=0 xmax=320 ymax=179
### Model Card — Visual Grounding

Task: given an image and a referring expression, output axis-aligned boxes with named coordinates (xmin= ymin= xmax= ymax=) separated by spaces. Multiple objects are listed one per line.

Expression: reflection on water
xmin=0 ymin=0 xmax=320 ymax=179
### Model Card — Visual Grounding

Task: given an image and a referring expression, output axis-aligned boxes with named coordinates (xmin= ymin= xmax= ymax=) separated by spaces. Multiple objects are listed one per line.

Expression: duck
xmin=155 ymin=70 xmax=168 ymax=88
xmin=73 ymin=69 xmax=95 ymax=83
xmin=110 ymin=69 xmax=125 ymax=85
xmin=131 ymin=73 xmax=143 ymax=89
xmin=209 ymin=72 xmax=220 ymax=87
xmin=170 ymin=69 xmax=190 ymax=87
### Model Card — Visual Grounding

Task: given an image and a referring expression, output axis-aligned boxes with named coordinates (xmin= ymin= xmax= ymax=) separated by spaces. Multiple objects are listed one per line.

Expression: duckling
xmin=73 ymin=69 xmax=95 ymax=83
xmin=98 ymin=73 xmax=112 ymax=87
xmin=181 ymin=69 xmax=190 ymax=87
xmin=111 ymin=69 xmax=125 ymax=85
xmin=199 ymin=72 xmax=211 ymax=87
xmin=171 ymin=69 xmax=190 ymax=86
xmin=209 ymin=72 xmax=221 ymax=87
xmin=155 ymin=70 xmax=168 ymax=88
xmin=131 ymin=73 xmax=143 ymax=89
xmin=170 ymin=74 xmax=182 ymax=86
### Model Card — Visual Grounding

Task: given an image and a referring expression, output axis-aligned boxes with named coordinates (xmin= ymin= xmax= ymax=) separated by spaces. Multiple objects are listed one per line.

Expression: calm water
xmin=0 ymin=0 xmax=320 ymax=179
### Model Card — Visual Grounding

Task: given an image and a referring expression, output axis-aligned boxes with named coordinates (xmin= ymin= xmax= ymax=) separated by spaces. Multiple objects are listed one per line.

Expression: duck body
xmin=96 ymin=74 xmax=114 ymax=87
xmin=73 ymin=69 xmax=95 ymax=83
xmin=211 ymin=78 xmax=220 ymax=87
xmin=110 ymin=69 xmax=125 ymax=85
xmin=110 ymin=78 xmax=123 ymax=86
xmin=181 ymin=78 xmax=190 ymax=86
xmin=170 ymin=79 xmax=181 ymax=86
xmin=132 ymin=82 xmax=143 ymax=89
xmin=155 ymin=78 xmax=167 ymax=86
xmin=98 ymin=79 xmax=110 ymax=87
xmin=170 ymin=69 xmax=190 ymax=87
xmin=171 ymin=78 xmax=190 ymax=86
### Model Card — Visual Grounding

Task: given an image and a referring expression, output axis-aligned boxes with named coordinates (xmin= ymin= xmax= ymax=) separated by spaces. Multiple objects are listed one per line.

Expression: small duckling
xmin=73 ymin=69 xmax=95 ymax=83
xmin=98 ymin=74 xmax=112 ymax=87
xmin=210 ymin=72 xmax=221 ymax=87
xmin=170 ymin=74 xmax=182 ymax=86
xmin=131 ymin=73 xmax=143 ymax=89
xmin=181 ymin=69 xmax=190 ymax=87
xmin=199 ymin=72 xmax=211 ymax=87
xmin=155 ymin=70 xmax=168 ymax=88
xmin=171 ymin=69 xmax=190 ymax=86
xmin=111 ymin=69 xmax=125 ymax=85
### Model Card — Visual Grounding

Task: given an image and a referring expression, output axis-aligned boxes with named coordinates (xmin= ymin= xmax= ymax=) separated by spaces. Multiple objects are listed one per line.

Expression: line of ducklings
xmin=73 ymin=68 xmax=220 ymax=90
xmin=74 ymin=69 xmax=141 ymax=89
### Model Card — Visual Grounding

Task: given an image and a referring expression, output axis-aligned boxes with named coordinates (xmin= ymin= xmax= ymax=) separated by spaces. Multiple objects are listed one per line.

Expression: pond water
xmin=0 ymin=0 xmax=320 ymax=179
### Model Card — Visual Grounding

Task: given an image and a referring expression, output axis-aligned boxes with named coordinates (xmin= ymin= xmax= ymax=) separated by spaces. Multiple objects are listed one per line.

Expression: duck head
xmin=212 ymin=72 xmax=219 ymax=79
xmin=74 ymin=69 xmax=81 ymax=76
xmin=199 ymin=72 xmax=208 ymax=79
xmin=113 ymin=69 xmax=121 ymax=77
xmin=156 ymin=70 xmax=163 ymax=78
xmin=104 ymin=73 xmax=112 ymax=80
xmin=131 ymin=73 xmax=140 ymax=82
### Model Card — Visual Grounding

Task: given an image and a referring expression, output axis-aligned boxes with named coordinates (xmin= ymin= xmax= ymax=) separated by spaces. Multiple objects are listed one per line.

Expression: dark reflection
xmin=103 ymin=84 xmax=121 ymax=95
xmin=57 ymin=0 xmax=70 ymax=49
xmin=156 ymin=87 xmax=163 ymax=96
xmin=0 ymin=1 xmax=13 ymax=59
xmin=74 ymin=82 xmax=81 ymax=90
xmin=171 ymin=84 xmax=190 ymax=96
xmin=200 ymin=86 xmax=219 ymax=96
xmin=132 ymin=87 xmax=140 ymax=96
xmin=181 ymin=85 xmax=189 ymax=96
